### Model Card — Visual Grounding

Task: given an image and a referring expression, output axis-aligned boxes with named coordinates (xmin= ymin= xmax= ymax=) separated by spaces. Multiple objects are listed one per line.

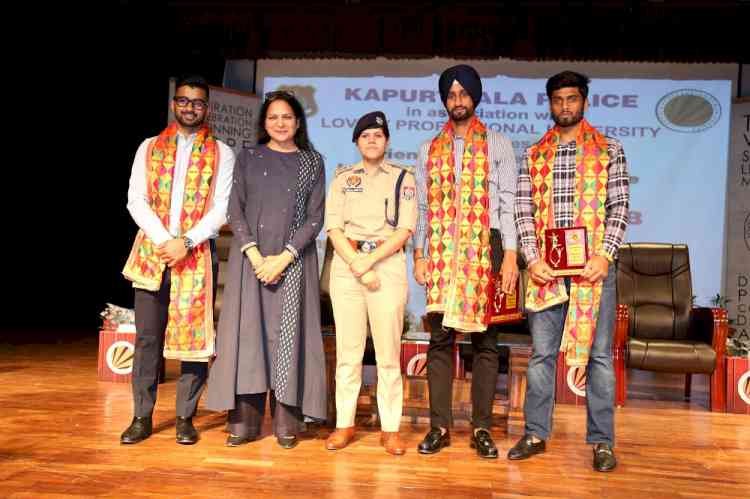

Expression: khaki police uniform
xmin=325 ymin=160 xmax=417 ymax=431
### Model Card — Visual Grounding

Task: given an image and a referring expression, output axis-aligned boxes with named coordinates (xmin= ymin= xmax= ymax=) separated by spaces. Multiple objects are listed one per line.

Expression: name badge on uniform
xmin=401 ymin=186 xmax=415 ymax=200
xmin=344 ymin=175 xmax=363 ymax=193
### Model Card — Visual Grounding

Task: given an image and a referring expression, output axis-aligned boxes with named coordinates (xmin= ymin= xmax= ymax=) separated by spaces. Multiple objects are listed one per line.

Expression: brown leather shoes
xmin=381 ymin=431 xmax=406 ymax=456
xmin=325 ymin=427 xmax=355 ymax=450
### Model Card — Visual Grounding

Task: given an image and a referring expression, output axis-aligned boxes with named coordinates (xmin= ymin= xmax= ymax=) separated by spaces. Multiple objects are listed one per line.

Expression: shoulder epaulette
xmin=335 ymin=163 xmax=355 ymax=176
xmin=388 ymin=162 xmax=415 ymax=175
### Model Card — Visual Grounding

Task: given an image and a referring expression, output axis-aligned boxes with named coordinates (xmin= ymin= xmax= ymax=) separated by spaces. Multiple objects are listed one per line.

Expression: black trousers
xmin=131 ymin=241 xmax=218 ymax=418
xmin=426 ymin=313 xmax=499 ymax=429
xmin=227 ymin=392 xmax=305 ymax=438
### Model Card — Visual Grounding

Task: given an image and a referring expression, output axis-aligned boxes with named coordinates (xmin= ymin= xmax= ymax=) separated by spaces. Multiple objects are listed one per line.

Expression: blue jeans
xmin=523 ymin=268 xmax=616 ymax=445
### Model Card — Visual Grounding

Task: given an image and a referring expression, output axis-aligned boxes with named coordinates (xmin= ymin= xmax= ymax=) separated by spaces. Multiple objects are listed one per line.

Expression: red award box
xmin=98 ymin=329 xmax=136 ymax=383
xmin=401 ymin=341 xmax=429 ymax=377
xmin=488 ymin=275 xmax=523 ymax=324
xmin=726 ymin=356 xmax=750 ymax=415
xmin=545 ymin=226 xmax=588 ymax=276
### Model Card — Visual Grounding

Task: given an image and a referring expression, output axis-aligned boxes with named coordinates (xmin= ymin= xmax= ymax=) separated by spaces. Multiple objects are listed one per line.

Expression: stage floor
xmin=1 ymin=338 xmax=748 ymax=498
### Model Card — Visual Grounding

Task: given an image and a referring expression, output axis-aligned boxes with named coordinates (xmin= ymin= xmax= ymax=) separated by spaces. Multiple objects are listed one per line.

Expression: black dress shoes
xmin=175 ymin=416 xmax=199 ymax=445
xmin=226 ymin=433 xmax=256 ymax=447
xmin=593 ymin=443 xmax=617 ymax=472
xmin=120 ymin=416 xmax=153 ymax=444
xmin=277 ymin=435 xmax=298 ymax=449
xmin=417 ymin=427 xmax=450 ymax=454
xmin=470 ymin=428 xmax=498 ymax=459
xmin=507 ymin=434 xmax=546 ymax=460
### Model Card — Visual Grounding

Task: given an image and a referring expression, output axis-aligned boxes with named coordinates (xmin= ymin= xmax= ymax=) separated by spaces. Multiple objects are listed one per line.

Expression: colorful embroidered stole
xmin=425 ymin=117 xmax=492 ymax=333
xmin=525 ymin=119 xmax=609 ymax=366
xmin=122 ymin=122 xmax=219 ymax=361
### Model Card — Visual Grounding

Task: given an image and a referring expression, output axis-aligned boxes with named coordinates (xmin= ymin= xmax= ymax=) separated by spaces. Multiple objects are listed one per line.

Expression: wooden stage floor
xmin=1 ymin=338 xmax=748 ymax=498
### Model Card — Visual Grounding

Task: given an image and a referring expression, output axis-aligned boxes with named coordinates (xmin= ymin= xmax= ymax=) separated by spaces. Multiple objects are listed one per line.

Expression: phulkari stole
xmin=122 ymin=122 xmax=219 ymax=361
xmin=425 ymin=117 xmax=492 ymax=333
xmin=525 ymin=119 xmax=609 ymax=366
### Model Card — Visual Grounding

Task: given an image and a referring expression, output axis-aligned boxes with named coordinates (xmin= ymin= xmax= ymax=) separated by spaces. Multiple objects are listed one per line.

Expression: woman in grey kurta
xmin=206 ymin=91 xmax=326 ymax=449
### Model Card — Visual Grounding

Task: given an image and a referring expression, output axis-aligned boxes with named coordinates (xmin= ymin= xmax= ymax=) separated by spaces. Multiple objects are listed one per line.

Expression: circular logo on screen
xmin=738 ymin=371 xmax=750 ymax=406
xmin=406 ymin=353 xmax=428 ymax=376
xmin=566 ymin=366 xmax=587 ymax=397
xmin=106 ymin=340 xmax=135 ymax=375
xmin=655 ymin=89 xmax=721 ymax=133
xmin=744 ymin=213 xmax=750 ymax=252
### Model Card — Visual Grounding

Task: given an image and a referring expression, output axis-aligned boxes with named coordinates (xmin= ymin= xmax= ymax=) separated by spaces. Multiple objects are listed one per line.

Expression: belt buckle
xmin=361 ymin=240 xmax=377 ymax=253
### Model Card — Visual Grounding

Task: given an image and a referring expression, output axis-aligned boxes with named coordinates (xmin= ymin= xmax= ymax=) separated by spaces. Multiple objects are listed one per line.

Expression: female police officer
xmin=324 ymin=111 xmax=417 ymax=455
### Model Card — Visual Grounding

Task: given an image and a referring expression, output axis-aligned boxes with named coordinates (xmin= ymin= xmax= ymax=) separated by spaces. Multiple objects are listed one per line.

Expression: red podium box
xmin=555 ymin=352 xmax=587 ymax=405
xmin=726 ymin=356 xmax=750 ymax=415
xmin=401 ymin=342 xmax=429 ymax=377
xmin=97 ymin=329 xmax=136 ymax=383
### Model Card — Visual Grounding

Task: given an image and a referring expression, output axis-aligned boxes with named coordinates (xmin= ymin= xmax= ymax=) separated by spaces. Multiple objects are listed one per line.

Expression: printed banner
xmin=264 ymin=74 xmax=732 ymax=326
xmin=725 ymin=99 xmax=750 ymax=349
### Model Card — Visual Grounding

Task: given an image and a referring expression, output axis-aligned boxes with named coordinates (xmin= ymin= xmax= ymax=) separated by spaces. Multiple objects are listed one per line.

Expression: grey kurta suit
xmin=206 ymin=144 xmax=327 ymax=421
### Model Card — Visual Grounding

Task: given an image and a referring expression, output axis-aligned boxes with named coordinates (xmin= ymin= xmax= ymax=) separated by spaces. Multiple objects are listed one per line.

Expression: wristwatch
xmin=182 ymin=236 xmax=195 ymax=251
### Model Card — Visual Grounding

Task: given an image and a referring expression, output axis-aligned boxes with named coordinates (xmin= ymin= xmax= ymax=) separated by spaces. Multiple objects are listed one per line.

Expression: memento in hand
xmin=544 ymin=226 xmax=588 ymax=276
xmin=489 ymin=277 xmax=523 ymax=324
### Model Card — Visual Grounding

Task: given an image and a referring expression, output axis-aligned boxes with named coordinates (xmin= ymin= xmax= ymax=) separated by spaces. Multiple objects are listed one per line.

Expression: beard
xmin=175 ymin=110 xmax=205 ymax=129
xmin=551 ymin=108 xmax=584 ymax=128
xmin=449 ymin=105 xmax=474 ymax=123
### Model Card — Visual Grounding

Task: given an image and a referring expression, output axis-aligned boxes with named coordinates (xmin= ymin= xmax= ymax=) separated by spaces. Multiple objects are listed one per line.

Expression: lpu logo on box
xmin=655 ymin=89 xmax=721 ymax=133
xmin=407 ymin=353 xmax=427 ymax=376
xmin=107 ymin=341 xmax=135 ymax=375
xmin=566 ymin=366 xmax=587 ymax=397
xmin=738 ymin=370 xmax=750 ymax=406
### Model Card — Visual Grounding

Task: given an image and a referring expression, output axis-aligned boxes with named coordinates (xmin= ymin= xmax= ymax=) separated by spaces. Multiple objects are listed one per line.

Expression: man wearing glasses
xmin=121 ymin=75 xmax=235 ymax=445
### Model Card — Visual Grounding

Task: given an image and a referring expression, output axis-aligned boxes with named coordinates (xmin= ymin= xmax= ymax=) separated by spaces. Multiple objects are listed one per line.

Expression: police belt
xmin=348 ymin=238 xmax=385 ymax=253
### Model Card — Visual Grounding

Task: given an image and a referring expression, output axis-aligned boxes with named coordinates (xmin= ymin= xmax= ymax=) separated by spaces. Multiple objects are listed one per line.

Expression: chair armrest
xmin=614 ymin=304 xmax=629 ymax=350
xmin=689 ymin=307 xmax=728 ymax=355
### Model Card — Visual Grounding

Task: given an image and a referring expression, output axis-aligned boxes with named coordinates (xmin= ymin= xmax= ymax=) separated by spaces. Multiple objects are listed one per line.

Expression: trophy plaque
xmin=544 ymin=226 xmax=589 ymax=276
xmin=489 ymin=275 xmax=523 ymax=324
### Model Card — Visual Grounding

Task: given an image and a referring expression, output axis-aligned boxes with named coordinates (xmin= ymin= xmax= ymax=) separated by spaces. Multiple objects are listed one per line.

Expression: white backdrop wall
xmin=253 ymin=57 xmax=737 ymax=325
